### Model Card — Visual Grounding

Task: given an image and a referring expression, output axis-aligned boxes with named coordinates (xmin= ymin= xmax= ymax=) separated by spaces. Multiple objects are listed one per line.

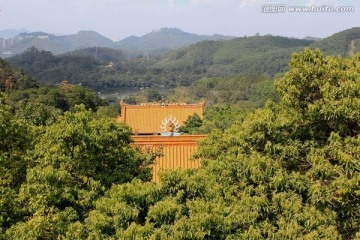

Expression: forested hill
xmin=5 ymin=35 xmax=314 ymax=89
xmin=5 ymin=27 xmax=360 ymax=90
xmin=156 ymin=35 xmax=314 ymax=77
xmin=309 ymin=27 xmax=360 ymax=56
xmin=155 ymin=27 xmax=360 ymax=77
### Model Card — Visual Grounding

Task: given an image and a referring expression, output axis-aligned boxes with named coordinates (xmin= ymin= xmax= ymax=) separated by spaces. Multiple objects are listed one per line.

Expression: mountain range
xmin=0 ymin=28 xmax=235 ymax=58
xmin=115 ymin=28 xmax=235 ymax=51
xmin=5 ymin=27 xmax=360 ymax=91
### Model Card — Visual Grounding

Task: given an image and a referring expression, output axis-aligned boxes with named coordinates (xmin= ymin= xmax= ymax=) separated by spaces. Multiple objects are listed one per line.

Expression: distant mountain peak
xmin=149 ymin=28 xmax=186 ymax=36
xmin=77 ymin=30 xmax=102 ymax=35
xmin=115 ymin=27 xmax=235 ymax=51
xmin=158 ymin=27 xmax=183 ymax=33
xmin=303 ymin=36 xmax=321 ymax=41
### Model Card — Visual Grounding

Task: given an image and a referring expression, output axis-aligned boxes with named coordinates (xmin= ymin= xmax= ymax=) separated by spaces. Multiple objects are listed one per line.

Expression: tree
xmin=195 ymin=49 xmax=360 ymax=239
xmin=0 ymin=93 xmax=34 ymax=234
xmin=145 ymin=89 xmax=162 ymax=102
xmin=276 ymin=48 xmax=360 ymax=140
xmin=15 ymin=102 xmax=62 ymax=126
xmin=178 ymin=113 xmax=203 ymax=134
xmin=0 ymin=59 xmax=39 ymax=91
xmin=4 ymin=105 xmax=155 ymax=239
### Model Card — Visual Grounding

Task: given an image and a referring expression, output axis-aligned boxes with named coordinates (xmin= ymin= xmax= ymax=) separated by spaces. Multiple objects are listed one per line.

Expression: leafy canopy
xmin=74 ymin=49 xmax=360 ymax=239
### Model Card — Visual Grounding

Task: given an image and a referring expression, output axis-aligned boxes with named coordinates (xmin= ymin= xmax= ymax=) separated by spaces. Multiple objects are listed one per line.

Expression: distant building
xmin=105 ymin=61 xmax=115 ymax=68
xmin=0 ymin=34 xmax=49 ymax=51
xmin=38 ymin=35 xmax=49 ymax=40
xmin=117 ymin=100 xmax=206 ymax=182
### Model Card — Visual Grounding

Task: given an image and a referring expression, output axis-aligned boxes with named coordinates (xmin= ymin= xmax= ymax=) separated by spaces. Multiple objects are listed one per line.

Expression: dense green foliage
xmin=158 ymin=35 xmax=313 ymax=77
xmin=1 ymin=58 xmax=108 ymax=115
xmin=177 ymin=105 xmax=248 ymax=134
xmin=1 ymin=45 xmax=360 ymax=239
xmin=5 ymin=83 xmax=107 ymax=113
xmin=0 ymin=60 xmax=158 ymax=238
xmin=0 ymin=100 xmax=156 ymax=239
xmin=178 ymin=113 xmax=203 ymax=134
xmin=64 ymin=47 xmax=126 ymax=63
xmin=175 ymin=75 xmax=278 ymax=107
xmin=6 ymin=47 xmax=101 ymax=86
xmin=124 ymin=75 xmax=278 ymax=110
xmin=62 ymin=49 xmax=359 ymax=239
xmin=0 ymin=58 xmax=39 ymax=91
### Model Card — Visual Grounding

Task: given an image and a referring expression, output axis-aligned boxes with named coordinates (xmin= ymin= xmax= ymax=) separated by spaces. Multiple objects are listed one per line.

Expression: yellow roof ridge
xmin=120 ymin=99 xmax=205 ymax=107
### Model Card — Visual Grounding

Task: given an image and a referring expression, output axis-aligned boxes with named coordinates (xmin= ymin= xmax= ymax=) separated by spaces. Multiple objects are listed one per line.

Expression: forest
xmin=5 ymin=35 xmax=311 ymax=90
xmin=5 ymin=27 xmax=360 ymax=92
xmin=1 ymin=47 xmax=359 ymax=239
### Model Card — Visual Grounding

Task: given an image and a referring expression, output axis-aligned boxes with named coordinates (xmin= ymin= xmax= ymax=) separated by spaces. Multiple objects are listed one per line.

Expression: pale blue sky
xmin=0 ymin=0 xmax=359 ymax=40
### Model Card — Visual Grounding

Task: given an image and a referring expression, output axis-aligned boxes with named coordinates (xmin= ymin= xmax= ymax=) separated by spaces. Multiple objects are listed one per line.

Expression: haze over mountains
xmin=0 ymin=28 xmax=235 ymax=58
xmin=0 ymin=29 xmax=31 ymax=38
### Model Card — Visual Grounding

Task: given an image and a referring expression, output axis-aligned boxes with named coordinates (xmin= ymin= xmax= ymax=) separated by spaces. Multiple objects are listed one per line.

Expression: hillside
xmin=156 ymin=35 xmax=314 ymax=77
xmin=6 ymin=35 xmax=313 ymax=89
xmin=62 ymin=47 xmax=126 ymax=63
xmin=153 ymin=27 xmax=360 ymax=79
xmin=309 ymin=27 xmax=360 ymax=56
xmin=6 ymin=47 xmax=101 ymax=86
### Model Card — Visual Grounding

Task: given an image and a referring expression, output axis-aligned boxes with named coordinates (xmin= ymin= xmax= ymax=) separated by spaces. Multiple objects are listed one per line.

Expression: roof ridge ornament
xmin=160 ymin=99 xmax=168 ymax=107
xmin=160 ymin=115 xmax=181 ymax=136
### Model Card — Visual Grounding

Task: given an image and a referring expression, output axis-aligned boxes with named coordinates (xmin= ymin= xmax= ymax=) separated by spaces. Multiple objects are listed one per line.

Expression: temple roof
xmin=118 ymin=100 xmax=205 ymax=134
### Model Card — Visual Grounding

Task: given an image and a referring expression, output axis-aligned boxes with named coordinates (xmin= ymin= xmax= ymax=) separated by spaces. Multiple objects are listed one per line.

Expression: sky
xmin=0 ymin=0 xmax=359 ymax=41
